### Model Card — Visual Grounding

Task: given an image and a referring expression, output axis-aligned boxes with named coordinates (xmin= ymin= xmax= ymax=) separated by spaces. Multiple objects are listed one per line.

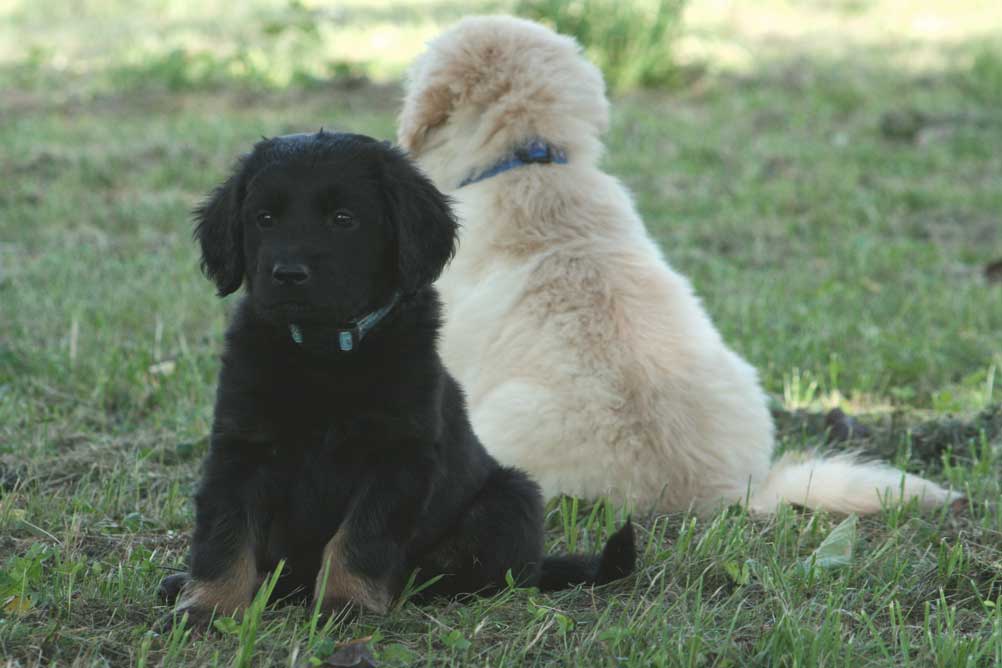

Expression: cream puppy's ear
xmin=397 ymin=54 xmax=455 ymax=155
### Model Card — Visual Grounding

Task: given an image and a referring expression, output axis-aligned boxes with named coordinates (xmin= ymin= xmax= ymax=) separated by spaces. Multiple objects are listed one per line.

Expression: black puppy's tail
xmin=537 ymin=520 xmax=636 ymax=591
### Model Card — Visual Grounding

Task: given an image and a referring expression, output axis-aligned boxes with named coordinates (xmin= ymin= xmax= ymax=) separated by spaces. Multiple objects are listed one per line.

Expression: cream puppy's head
xmin=398 ymin=15 xmax=609 ymax=190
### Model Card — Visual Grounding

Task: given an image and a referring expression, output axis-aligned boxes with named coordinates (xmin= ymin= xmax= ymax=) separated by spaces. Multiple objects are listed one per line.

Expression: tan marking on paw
xmin=314 ymin=529 xmax=392 ymax=614
xmin=176 ymin=547 xmax=258 ymax=617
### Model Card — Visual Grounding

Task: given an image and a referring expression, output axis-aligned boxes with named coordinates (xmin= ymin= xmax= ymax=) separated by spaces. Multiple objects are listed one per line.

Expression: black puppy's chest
xmin=249 ymin=382 xmax=374 ymax=590
xmin=216 ymin=308 xmax=442 ymax=595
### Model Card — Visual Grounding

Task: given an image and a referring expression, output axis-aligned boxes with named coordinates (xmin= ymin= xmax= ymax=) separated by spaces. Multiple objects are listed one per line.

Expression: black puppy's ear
xmin=193 ymin=162 xmax=247 ymax=296
xmin=382 ymin=152 xmax=458 ymax=295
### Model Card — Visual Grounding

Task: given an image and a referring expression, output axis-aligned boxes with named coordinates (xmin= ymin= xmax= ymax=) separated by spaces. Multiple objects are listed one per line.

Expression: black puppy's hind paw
xmin=158 ymin=572 xmax=191 ymax=605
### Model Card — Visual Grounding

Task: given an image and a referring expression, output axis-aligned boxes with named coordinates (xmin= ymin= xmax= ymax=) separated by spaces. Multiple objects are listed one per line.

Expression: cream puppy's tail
xmin=746 ymin=451 xmax=963 ymax=514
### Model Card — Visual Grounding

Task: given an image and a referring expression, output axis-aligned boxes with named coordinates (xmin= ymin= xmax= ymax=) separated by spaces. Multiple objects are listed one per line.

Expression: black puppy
xmin=159 ymin=131 xmax=634 ymax=625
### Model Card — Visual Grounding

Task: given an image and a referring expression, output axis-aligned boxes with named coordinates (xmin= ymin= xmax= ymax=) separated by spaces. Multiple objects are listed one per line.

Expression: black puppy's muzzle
xmin=272 ymin=263 xmax=311 ymax=286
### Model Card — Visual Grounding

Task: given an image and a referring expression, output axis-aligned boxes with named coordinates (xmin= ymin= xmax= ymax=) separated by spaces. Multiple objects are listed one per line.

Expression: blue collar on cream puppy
xmin=289 ymin=291 xmax=401 ymax=353
xmin=458 ymin=139 xmax=567 ymax=188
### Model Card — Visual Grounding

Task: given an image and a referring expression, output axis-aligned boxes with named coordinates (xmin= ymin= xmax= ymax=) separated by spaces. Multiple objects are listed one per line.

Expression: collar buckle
xmin=289 ymin=291 xmax=401 ymax=353
xmin=458 ymin=139 xmax=567 ymax=188
xmin=337 ymin=327 xmax=359 ymax=352
xmin=514 ymin=141 xmax=554 ymax=164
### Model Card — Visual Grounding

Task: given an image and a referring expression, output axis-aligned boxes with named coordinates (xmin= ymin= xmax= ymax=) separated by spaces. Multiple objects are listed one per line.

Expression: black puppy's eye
xmin=255 ymin=210 xmax=275 ymax=229
xmin=330 ymin=209 xmax=357 ymax=229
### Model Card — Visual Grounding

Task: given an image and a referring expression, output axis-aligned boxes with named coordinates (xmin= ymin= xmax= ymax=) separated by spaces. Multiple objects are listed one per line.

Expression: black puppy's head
xmin=194 ymin=131 xmax=457 ymax=324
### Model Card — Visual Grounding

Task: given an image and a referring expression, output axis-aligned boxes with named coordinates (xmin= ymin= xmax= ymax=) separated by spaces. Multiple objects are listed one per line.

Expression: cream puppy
xmin=397 ymin=15 xmax=961 ymax=515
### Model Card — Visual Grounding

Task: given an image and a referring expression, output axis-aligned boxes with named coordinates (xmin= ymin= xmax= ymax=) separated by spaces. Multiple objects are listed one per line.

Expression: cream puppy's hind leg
xmin=471 ymin=380 xmax=621 ymax=504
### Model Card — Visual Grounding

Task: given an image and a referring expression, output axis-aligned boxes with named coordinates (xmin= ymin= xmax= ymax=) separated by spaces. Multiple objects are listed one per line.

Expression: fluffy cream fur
xmin=397 ymin=15 xmax=962 ymax=515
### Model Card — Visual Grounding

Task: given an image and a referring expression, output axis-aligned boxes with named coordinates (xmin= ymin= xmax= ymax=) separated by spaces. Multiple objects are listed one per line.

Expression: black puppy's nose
xmin=272 ymin=263 xmax=310 ymax=286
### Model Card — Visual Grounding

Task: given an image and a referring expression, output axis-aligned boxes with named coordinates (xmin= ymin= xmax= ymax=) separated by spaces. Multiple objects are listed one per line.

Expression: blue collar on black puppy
xmin=458 ymin=139 xmax=567 ymax=188
xmin=289 ymin=291 xmax=401 ymax=353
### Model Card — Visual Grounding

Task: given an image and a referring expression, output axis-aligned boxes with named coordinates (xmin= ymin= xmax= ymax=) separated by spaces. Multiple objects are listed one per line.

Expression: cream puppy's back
xmin=439 ymin=161 xmax=776 ymax=512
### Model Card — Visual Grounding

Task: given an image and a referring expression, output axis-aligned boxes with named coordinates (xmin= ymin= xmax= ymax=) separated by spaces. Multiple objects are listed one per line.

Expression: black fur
xmin=163 ymin=131 xmax=634 ymax=623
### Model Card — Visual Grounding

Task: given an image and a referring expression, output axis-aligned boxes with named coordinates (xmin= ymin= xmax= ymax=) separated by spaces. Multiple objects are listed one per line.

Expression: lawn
xmin=1 ymin=0 xmax=1001 ymax=665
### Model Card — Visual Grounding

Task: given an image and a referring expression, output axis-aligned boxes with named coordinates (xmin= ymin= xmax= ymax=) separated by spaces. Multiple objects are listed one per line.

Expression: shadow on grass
xmin=775 ymin=403 xmax=1002 ymax=470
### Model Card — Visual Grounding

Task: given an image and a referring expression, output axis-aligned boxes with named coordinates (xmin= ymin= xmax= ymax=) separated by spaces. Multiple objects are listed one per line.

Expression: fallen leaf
xmin=148 ymin=360 xmax=176 ymax=376
xmin=3 ymin=594 xmax=33 ymax=615
xmin=321 ymin=637 xmax=378 ymax=668
xmin=379 ymin=643 xmax=417 ymax=664
xmin=801 ymin=514 xmax=858 ymax=572
xmin=212 ymin=616 xmax=239 ymax=635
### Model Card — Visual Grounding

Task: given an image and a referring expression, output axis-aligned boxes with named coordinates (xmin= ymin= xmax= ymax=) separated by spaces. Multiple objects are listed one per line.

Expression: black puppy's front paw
xmin=155 ymin=573 xmax=218 ymax=636
xmin=158 ymin=572 xmax=191 ymax=605
xmin=156 ymin=604 xmax=216 ymax=636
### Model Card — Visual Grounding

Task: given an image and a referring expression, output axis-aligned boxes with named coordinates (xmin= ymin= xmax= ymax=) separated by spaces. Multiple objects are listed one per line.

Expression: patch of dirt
xmin=774 ymin=403 xmax=1002 ymax=468
xmin=879 ymin=107 xmax=1001 ymax=143
xmin=0 ymin=461 xmax=26 ymax=492
xmin=0 ymin=429 xmax=198 ymax=496
xmin=985 ymin=258 xmax=1002 ymax=284
xmin=901 ymin=209 xmax=1000 ymax=250
xmin=2 ymin=79 xmax=404 ymax=120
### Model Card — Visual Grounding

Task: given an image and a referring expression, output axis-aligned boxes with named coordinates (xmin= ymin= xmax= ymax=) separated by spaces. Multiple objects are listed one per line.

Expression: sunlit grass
xmin=3 ymin=0 xmax=1000 ymax=91
xmin=0 ymin=0 xmax=499 ymax=86
xmin=517 ymin=0 xmax=688 ymax=90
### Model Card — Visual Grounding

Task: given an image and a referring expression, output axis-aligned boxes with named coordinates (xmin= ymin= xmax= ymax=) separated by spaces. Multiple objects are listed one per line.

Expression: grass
xmin=1 ymin=0 xmax=1001 ymax=665
xmin=516 ymin=0 xmax=688 ymax=90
